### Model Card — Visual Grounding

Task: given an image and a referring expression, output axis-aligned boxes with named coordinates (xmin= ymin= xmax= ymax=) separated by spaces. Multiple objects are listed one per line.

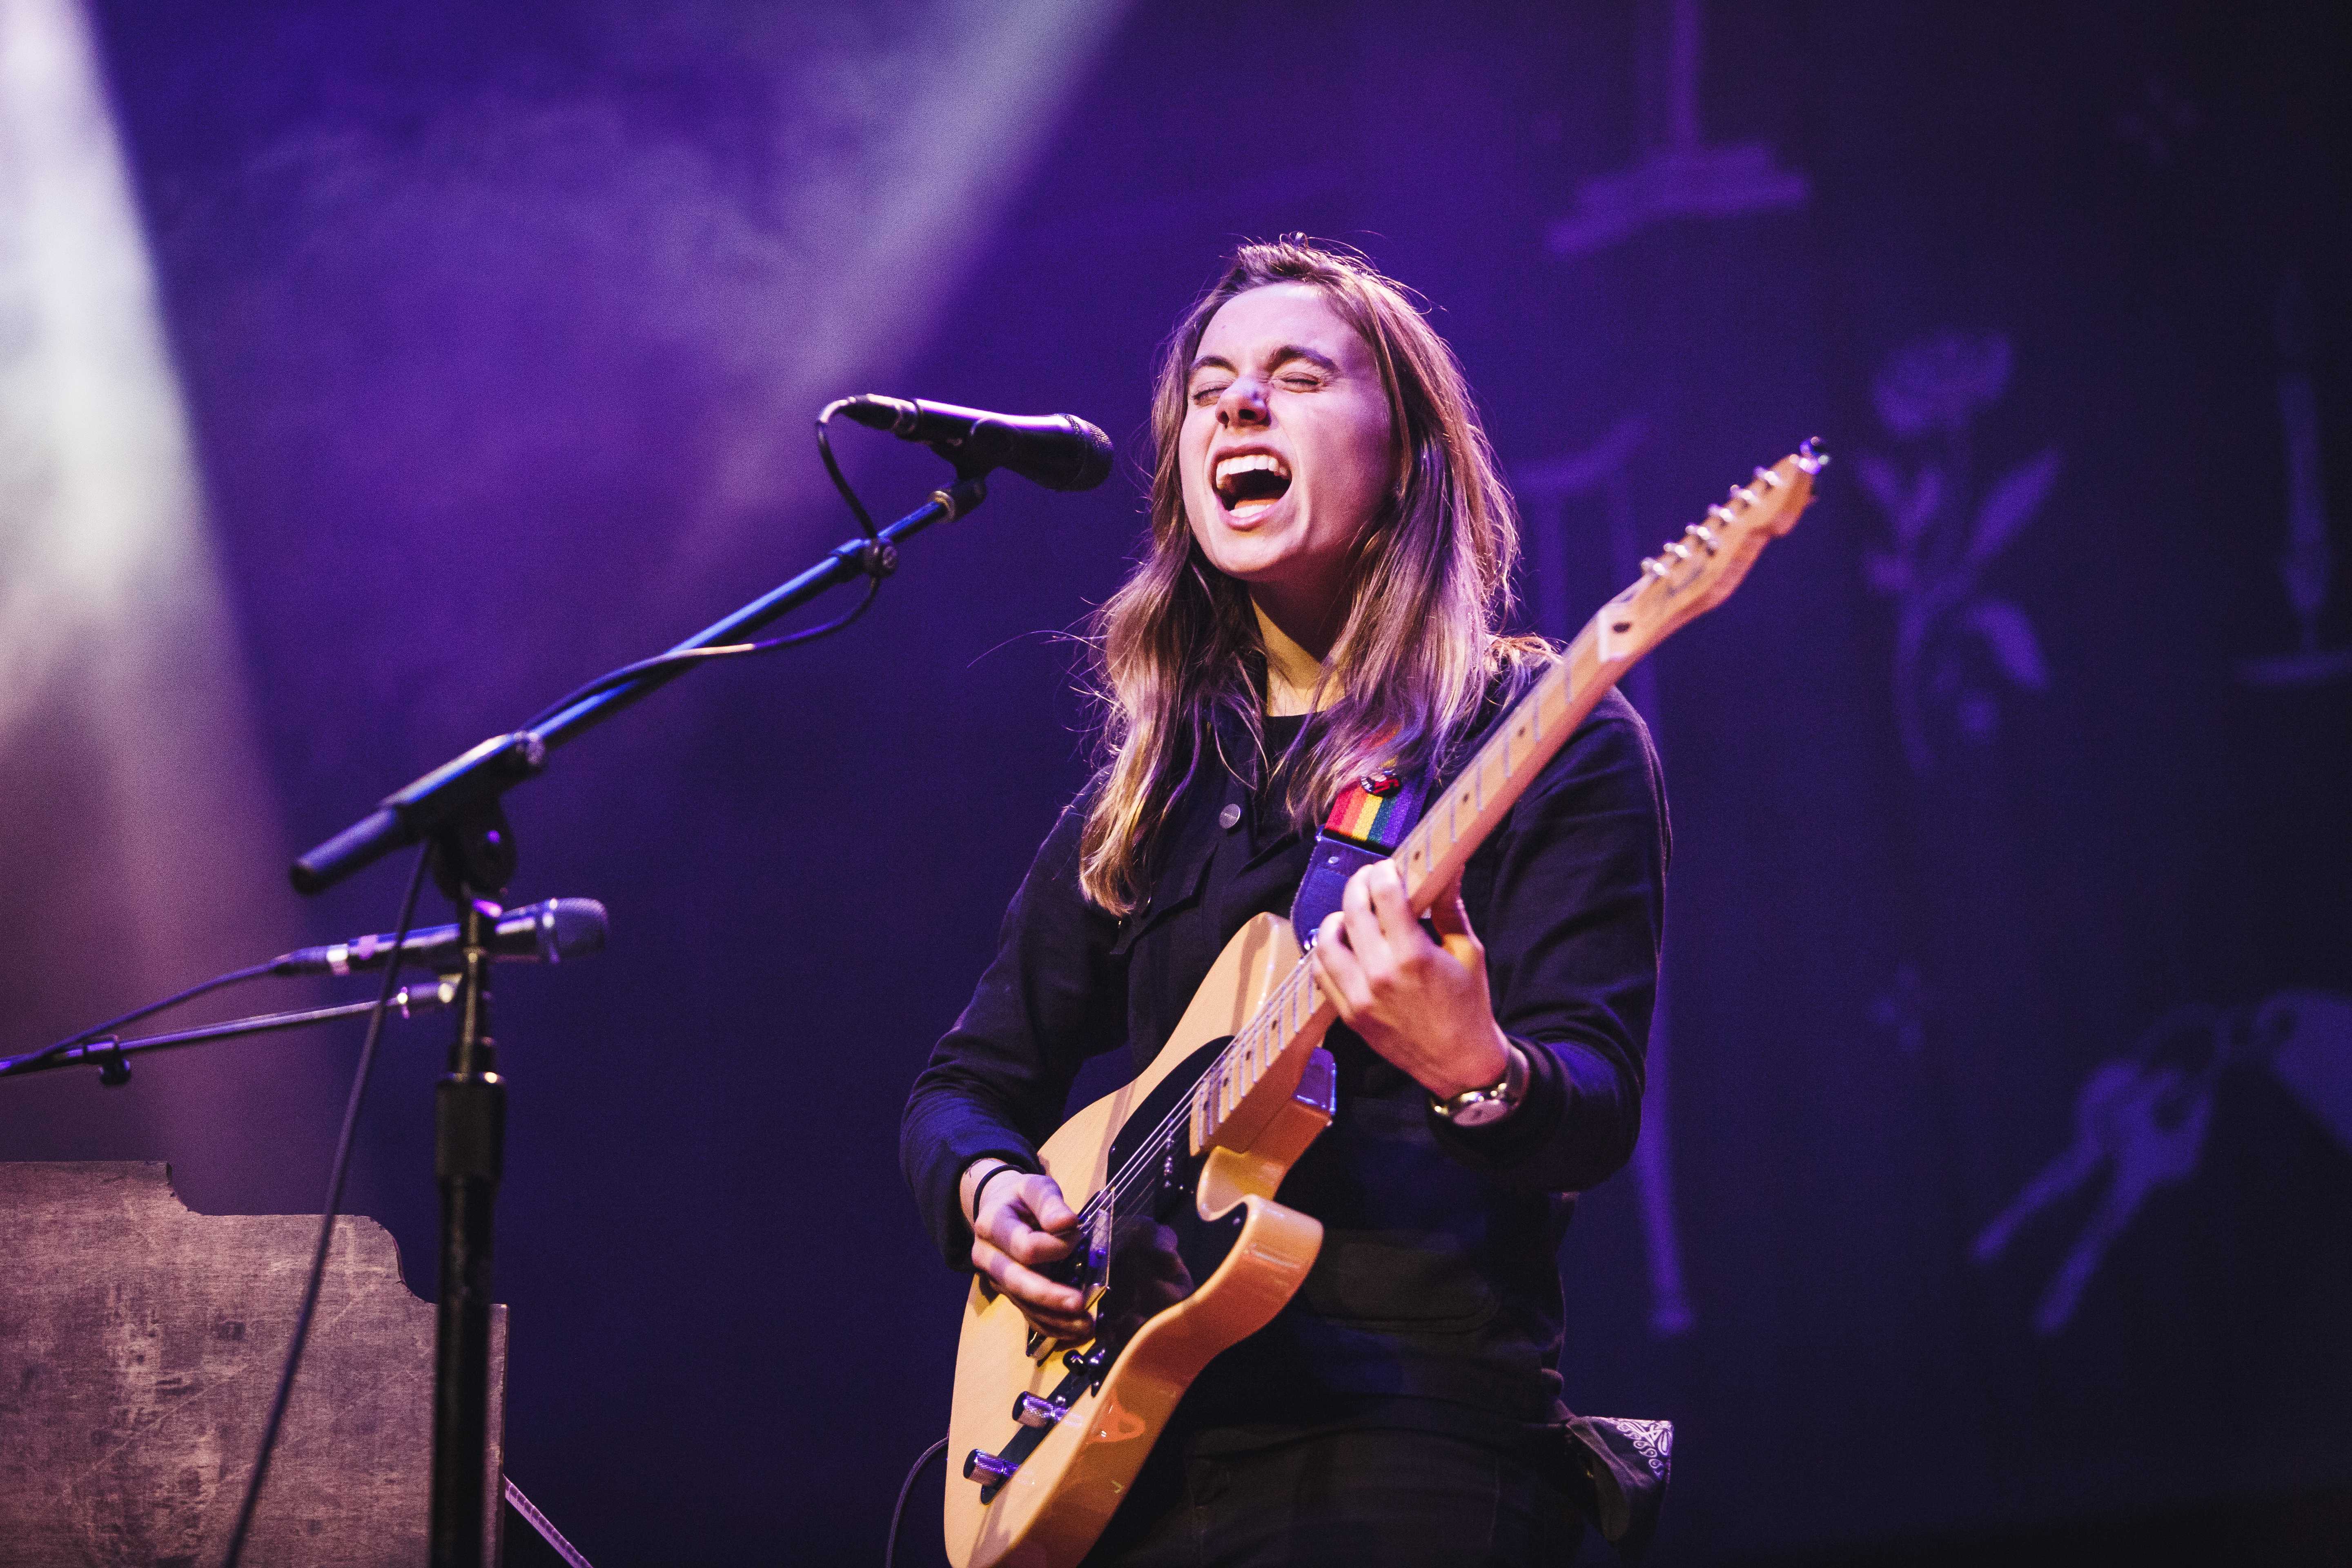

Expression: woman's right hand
xmin=962 ymin=1159 xmax=1094 ymax=1342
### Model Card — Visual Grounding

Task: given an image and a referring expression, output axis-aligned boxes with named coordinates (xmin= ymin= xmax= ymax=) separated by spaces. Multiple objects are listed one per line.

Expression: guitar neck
xmin=1389 ymin=618 xmax=1625 ymax=915
xmin=1189 ymin=610 xmax=1633 ymax=1154
xmin=1186 ymin=444 xmax=1821 ymax=1156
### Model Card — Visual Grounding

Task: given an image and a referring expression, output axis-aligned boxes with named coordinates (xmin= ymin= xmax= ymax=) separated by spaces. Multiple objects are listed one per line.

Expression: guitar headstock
xmin=1592 ymin=439 xmax=1825 ymax=666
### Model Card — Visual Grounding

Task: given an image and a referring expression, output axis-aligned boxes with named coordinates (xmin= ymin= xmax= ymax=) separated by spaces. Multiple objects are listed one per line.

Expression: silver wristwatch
xmin=1429 ymin=1042 xmax=1528 ymax=1127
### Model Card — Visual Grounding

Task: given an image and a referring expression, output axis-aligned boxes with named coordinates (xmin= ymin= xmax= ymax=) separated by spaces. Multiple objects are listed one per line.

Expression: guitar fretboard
xmin=1183 ymin=619 xmax=1620 ymax=1154
xmin=1174 ymin=446 xmax=1818 ymax=1157
xmin=1052 ymin=448 xmax=1816 ymax=1208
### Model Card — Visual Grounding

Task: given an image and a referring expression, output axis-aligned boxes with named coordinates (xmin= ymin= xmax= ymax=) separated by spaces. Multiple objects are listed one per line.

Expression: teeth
xmin=1213 ymin=452 xmax=1289 ymax=488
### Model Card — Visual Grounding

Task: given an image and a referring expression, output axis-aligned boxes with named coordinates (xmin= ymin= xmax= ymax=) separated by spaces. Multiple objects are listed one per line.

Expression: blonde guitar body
xmin=946 ymin=913 xmax=1334 ymax=1568
xmin=940 ymin=445 xmax=1822 ymax=1568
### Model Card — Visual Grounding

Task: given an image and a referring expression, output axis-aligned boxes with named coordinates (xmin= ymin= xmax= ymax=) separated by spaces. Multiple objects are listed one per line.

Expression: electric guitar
xmin=943 ymin=443 xmax=1825 ymax=1568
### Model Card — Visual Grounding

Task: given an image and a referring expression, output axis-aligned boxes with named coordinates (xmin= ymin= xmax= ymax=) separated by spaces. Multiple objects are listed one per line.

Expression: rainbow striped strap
xmin=1321 ymin=767 xmax=1428 ymax=851
xmin=1289 ymin=764 xmax=1429 ymax=938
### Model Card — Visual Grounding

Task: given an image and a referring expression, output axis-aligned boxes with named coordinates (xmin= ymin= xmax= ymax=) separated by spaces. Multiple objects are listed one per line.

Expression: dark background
xmin=3 ymin=2 xmax=2348 ymax=1562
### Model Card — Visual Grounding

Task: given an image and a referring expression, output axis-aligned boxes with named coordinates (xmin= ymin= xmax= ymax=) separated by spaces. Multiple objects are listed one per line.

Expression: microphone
xmin=840 ymin=396 xmax=1113 ymax=492
xmin=271 ymin=897 xmax=608 ymax=977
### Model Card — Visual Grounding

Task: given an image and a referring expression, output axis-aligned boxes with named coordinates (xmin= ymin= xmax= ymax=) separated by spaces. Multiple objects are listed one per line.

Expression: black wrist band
xmin=969 ymin=1161 xmax=1029 ymax=1217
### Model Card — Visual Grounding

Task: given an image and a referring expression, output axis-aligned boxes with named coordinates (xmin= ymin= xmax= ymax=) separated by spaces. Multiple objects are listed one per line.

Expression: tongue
xmin=1224 ymin=471 xmax=1291 ymax=516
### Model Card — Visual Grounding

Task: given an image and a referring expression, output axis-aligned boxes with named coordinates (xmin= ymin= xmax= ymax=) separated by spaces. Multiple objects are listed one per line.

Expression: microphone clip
xmin=430 ymin=798 xmax=518 ymax=903
xmin=92 ymin=1039 xmax=131 ymax=1088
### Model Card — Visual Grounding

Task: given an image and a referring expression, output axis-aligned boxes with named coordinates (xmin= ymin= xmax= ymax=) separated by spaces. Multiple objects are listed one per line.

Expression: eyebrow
xmin=1188 ymin=344 xmax=1344 ymax=379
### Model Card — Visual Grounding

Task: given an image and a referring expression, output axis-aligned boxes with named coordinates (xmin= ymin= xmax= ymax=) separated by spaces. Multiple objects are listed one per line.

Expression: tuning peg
xmin=1797 ymin=437 xmax=1830 ymax=474
xmin=1641 ymin=557 xmax=1671 ymax=579
xmin=1755 ymin=466 xmax=1786 ymax=490
xmin=1706 ymin=503 xmax=1737 ymax=528
xmin=1663 ymin=541 xmax=1693 ymax=561
xmin=1685 ymin=523 xmax=1720 ymax=553
xmin=1733 ymin=485 xmax=1761 ymax=507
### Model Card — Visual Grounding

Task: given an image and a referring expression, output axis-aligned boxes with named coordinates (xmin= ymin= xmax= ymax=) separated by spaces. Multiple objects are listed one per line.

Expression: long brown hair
xmin=1077 ymin=238 xmax=1545 ymax=914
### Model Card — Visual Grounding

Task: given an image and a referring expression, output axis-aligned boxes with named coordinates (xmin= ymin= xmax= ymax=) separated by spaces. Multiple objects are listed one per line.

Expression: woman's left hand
xmin=1312 ymin=862 xmax=1512 ymax=1099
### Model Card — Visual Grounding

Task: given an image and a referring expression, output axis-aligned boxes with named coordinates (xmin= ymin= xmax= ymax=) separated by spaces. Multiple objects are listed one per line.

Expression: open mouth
xmin=1212 ymin=452 xmax=1293 ymax=519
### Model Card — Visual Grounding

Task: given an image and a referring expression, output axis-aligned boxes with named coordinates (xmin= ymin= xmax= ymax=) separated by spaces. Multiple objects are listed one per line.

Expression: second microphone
xmin=272 ymin=898 xmax=608 ymax=977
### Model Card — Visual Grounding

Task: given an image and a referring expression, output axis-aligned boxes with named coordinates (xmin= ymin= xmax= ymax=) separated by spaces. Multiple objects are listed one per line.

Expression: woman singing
xmin=902 ymin=237 xmax=1668 ymax=1566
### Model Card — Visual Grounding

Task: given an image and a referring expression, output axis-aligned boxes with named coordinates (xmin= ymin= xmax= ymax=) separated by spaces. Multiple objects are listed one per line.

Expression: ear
xmin=1387 ymin=408 xmax=1419 ymax=503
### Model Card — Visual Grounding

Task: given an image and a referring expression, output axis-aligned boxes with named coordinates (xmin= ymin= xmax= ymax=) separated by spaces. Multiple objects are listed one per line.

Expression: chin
xmin=1200 ymin=535 xmax=1289 ymax=583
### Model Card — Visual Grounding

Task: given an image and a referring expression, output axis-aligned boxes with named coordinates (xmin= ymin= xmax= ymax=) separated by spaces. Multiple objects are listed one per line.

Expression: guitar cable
xmin=884 ymin=1437 xmax=949 ymax=1568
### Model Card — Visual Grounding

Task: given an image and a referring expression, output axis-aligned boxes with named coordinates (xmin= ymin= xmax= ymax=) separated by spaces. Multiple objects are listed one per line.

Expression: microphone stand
xmin=291 ymin=465 xmax=992 ymax=1568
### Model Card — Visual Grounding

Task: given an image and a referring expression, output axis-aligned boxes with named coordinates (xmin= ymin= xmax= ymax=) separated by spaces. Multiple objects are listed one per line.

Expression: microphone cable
xmin=221 ymin=840 xmax=433 ymax=1568
xmin=519 ymin=403 xmax=896 ymax=732
xmin=3 ymin=960 xmax=279 ymax=1076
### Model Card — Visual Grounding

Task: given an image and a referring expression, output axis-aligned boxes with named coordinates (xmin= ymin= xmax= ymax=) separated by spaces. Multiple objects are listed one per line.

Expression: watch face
xmin=1448 ymin=1096 xmax=1510 ymax=1127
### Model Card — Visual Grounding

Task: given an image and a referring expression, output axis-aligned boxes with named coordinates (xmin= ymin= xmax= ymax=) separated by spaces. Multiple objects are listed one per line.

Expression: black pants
xmin=1082 ymin=1425 xmax=1586 ymax=1568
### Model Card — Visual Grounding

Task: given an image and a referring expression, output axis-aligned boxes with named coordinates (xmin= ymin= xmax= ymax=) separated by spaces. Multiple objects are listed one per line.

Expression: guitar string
xmin=1072 ymin=778 xmax=1471 ymax=1240
xmin=1076 ymin=950 xmax=1327 ymax=1239
xmin=1076 ymin=956 xmax=1318 ymax=1234
xmin=1070 ymin=704 xmax=1508 ymax=1238
xmin=1070 ymin=656 xmax=1586 ymax=1239
xmin=1055 ymin=476 xmax=1782 ymax=1263
xmin=1072 ymin=775 xmax=1491 ymax=1249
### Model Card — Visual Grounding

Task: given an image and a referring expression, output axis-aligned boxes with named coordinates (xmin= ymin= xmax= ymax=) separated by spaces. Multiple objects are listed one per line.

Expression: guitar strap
xmin=1288 ymin=765 xmax=1431 ymax=940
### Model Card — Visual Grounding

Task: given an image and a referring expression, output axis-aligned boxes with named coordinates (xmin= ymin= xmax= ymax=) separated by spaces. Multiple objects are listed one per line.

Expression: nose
xmin=1216 ymin=376 xmax=1270 ymax=429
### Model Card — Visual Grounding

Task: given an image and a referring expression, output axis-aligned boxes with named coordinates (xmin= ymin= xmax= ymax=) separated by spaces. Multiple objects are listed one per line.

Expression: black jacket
xmin=901 ymin=686 xmax=1668 ymax=1428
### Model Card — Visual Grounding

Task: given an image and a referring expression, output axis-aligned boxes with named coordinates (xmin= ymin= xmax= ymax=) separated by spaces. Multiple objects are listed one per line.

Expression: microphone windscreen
xmin=1047 ymin=416 xmax=1115 ymax=492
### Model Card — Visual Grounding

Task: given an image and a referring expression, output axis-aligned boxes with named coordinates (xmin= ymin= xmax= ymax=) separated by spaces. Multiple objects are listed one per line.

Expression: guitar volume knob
xmin=1012 ymin=1392 xmax=1069 ymax=1427
xmin=964 ymin=1448 xmax=1019 ymax=1486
